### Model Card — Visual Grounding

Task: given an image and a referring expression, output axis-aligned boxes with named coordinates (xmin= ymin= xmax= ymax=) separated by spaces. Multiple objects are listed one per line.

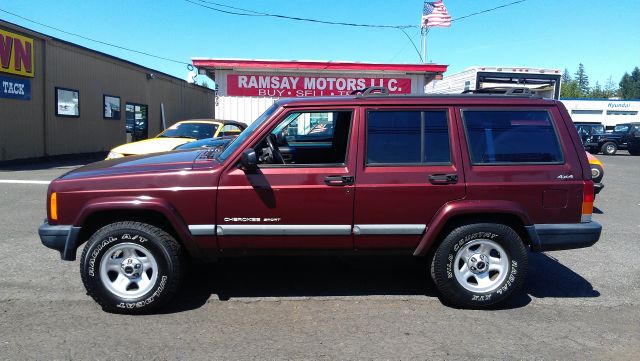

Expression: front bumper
xmin=526 ymin=221 xmax=602 ymax=252
xmin=38 ymin=221 xmax=81 ymax=261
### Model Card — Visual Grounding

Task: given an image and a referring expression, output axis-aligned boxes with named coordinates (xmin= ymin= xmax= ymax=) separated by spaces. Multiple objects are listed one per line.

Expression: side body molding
xmin=73 ymin=196 xmax=200 ymax=258
xmin=413 ymin=200 xmax=533 ymax=256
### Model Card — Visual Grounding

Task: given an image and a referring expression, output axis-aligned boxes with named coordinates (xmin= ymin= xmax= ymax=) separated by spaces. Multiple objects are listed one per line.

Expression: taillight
xmin=581 ymin=181 xmax=594 ymax=222
xmin=50 ymin=192 xmax=58 ymax=222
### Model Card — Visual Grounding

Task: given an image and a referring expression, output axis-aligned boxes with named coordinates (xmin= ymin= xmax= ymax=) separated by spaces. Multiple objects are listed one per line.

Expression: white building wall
xmin=214 ymin=70 xmax=429 ymax=124
xmin=426 ymin=68 xmax=477 ymax=94
xmin=560 ymin=99 xmax=640 ymax=128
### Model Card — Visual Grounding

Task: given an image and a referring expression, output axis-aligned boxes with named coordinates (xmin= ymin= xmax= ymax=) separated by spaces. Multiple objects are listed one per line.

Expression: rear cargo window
xmin=462 ymin=110 xmax=563 ymax=164
xmin=366 ymin=110 xmax=450 ymax=165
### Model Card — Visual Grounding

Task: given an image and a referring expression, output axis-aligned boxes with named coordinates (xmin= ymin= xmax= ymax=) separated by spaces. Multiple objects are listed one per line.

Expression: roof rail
xmin=351 ymin=86 xmax=389 ymax=97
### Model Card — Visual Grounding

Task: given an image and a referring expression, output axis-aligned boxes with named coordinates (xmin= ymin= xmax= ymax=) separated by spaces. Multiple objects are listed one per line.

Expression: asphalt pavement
xmin=0 ymin=153 xmax=638 ymax=360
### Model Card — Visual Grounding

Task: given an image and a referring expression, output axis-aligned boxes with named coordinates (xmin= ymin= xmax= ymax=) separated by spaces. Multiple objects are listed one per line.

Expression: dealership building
xmin=192 ymin=59 xmax=448 ymax=124
xmin=0 ymin=20 xmax=215 ymax=162
xmin=560 ymin=99 xmax=640 ymax=129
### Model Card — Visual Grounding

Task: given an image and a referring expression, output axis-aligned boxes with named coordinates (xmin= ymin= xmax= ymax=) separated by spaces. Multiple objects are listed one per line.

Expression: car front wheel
xmin=430 ymin=223 xmax=528 ymax=308
xmin=80 ymin=221 xmax=183 ymax=314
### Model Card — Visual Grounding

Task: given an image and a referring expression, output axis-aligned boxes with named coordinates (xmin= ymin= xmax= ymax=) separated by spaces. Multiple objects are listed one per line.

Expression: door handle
xmin=429 ymin=173 xmax=458 ymax=185
xmin=324 ymin=175 xmax=354 ymax=186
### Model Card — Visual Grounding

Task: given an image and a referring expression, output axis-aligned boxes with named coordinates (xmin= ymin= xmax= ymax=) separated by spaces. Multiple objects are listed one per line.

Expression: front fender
xmin=73 ymin=196 xmax=200 ymax=258
xmin=413 ymin=200 xmax=533 ymax=256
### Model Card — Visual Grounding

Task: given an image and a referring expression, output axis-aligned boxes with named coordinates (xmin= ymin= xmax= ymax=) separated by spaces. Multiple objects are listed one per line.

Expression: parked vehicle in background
xmin=106 ymin=120 xmax=246 ymax=159
xmin=39 ymin=87 xmax=601 ymax=314
xmin=584 ymin=122 xmax=640 ymax=155
xmin=574 ymin=122 xmax=605 ymax=145
xmin=174 ymin=135 xmax=237 ymax=153
xmin=586 ymin=152 xmax=604 ymax=195
xmin=425 ymin=66 xmax=562 ymax=99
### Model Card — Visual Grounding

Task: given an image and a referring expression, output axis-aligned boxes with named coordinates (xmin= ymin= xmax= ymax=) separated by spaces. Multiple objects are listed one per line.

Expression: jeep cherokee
xmin=39 ymin=87 xmax=602 ymax=313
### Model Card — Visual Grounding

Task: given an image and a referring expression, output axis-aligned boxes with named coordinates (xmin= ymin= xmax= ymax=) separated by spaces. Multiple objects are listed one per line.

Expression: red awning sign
xmin=227 ymin=74 xmax=412 ymax=97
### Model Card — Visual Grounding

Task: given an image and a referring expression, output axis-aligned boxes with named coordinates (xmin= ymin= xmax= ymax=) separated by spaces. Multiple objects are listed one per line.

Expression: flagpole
xmin=422 ymin=27 xmax=428 ymax=64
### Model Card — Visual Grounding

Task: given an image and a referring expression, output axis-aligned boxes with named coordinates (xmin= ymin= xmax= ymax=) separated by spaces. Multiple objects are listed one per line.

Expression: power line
xmin=451 ymin=0 xmax=527 ymax=22
xmin=0 ymin=8 xmax=192 ymax=67
xmin=185 ymin=0 xmax=417 ymax=29
xmin=188 ymin=0 xmax=528 ymax=29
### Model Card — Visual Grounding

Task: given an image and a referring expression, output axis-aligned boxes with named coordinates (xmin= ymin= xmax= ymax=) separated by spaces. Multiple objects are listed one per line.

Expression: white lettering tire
xmin=430 ymin=223 xmax=528 ymax=308
xmin=80 ymin=221 xmax=183 ymax=314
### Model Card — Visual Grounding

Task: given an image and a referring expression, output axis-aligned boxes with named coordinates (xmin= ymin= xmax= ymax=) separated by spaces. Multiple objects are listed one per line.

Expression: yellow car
xmin=106 ymin=119 xmax=246 ymax=159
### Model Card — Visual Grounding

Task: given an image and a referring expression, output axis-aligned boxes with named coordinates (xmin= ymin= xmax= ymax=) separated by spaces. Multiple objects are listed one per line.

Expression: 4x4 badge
xmin=556 ymin=174 xmax=574 ymax=180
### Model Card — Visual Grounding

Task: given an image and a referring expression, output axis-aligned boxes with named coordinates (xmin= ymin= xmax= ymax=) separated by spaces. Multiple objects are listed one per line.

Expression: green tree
xmin=560 ymin=80 xmax=581 ymax=98
xmin=560 ymin=68 xmax=581 ymax=98
xmin=574 ymin=63 xmax=589 ymax=96
xmin=603 ymin=76 xmax=618 ymax=98
xmin=619 ymin=67 xmax=640 ymax=99
xmin=589 ymin=82 xmax=607 ymax=98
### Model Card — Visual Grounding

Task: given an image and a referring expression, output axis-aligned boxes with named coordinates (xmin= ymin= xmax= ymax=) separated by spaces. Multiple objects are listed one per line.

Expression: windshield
xmin=592 ymin=125 xmax=605 ymax=134
xmin=158 ymin=122 xmax=219 ymax=139
xmin=218 ymin=103 xmax=279 ymax=161
xmin=613 ymin=125 xmax=629 ymax=133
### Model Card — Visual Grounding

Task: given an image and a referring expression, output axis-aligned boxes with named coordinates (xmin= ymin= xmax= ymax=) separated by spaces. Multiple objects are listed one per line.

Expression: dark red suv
xmin=39 ymin=88 xmax=601 ymax=313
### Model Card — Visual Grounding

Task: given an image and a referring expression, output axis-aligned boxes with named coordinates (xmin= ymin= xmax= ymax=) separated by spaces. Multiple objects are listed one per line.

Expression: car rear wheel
xmin=80 ymin=221 xmax=183 ymax=314
xmin=591 ymin=164 xmax=604 ymax=183
xmin=430 ymin=223 xmax=528 ymax=308
xmin=601 ymin=142 xmax=617 ymax=155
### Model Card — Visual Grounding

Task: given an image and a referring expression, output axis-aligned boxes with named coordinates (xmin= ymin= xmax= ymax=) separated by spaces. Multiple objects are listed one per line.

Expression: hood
xmin=110 ymin=137 xmax=195 ymax=155
xmin=60 ymin=149 xmax=207 ymax=180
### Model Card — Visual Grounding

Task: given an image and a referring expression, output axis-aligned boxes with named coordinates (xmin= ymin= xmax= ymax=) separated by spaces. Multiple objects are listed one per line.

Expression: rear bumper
xmin=38 ymin=221 xmax=81 ymax=261
xmin=526 ymin=221 xmax=602 ymax=252
xmin=594 ymin=182 xmax=604 ymax=194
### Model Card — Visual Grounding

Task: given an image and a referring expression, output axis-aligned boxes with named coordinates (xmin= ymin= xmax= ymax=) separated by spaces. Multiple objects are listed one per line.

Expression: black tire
xmin=430 ymin=223 xmax=528 ymax=308
xmin=80 ymin=221 xmax=183 ymax=314
xmin=601 ymin=142 xmax=617 ymax=155
xmin=590 ymin=164 xmax=604 ymax=183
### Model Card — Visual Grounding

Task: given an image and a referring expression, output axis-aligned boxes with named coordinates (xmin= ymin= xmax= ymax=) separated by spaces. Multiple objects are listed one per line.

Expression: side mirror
xmin=239 ymin=149 xmax=258 ymax=171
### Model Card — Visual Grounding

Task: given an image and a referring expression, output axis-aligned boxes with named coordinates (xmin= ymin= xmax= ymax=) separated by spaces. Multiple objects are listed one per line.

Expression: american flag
xmin=421 ymin=0 xmax=451 ymax=28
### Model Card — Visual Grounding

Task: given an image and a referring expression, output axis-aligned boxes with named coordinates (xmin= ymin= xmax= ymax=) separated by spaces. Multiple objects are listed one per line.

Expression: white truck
xmin=426 ymin=66 xmax=562 ymax=99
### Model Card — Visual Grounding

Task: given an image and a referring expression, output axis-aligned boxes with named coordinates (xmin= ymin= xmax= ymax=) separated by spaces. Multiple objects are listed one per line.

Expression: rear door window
xmin=462 ymin=109 xmax=563 ymax=164
xmin=366 ymin=110 xmax=450 ymax=165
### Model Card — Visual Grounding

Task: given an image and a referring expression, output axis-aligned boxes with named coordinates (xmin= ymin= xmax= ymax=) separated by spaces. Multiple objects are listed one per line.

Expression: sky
xmin=2 ymin=0 xmax=639 ymax=87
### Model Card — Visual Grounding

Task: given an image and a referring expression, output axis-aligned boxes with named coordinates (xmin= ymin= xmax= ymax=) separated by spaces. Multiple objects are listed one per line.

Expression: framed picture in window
xmin=103 ymin=95 xmax=121 ymax=119
xmin=55 ymin=87 xmax=80 ymax=117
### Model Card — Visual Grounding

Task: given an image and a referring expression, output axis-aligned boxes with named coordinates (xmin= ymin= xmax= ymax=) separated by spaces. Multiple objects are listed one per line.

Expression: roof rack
xmin=350 ymin=86 xmax=389 ymax=97
xmin=462 ymin=87 xmax=535 ymax=96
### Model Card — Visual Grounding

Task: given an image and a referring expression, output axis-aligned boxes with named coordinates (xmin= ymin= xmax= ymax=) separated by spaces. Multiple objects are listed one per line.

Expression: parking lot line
xmin=0 ymin=179 xmax=51 ymax=185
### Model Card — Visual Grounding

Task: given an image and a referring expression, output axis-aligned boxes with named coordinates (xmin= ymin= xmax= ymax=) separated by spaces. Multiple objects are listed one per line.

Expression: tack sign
xmin=227 ymin=74 xmax=412 ymax=97
xmin=0 ymin=28 xmax=35 ymax=78
xmin=0 ymin=74 xmax=31 ymax=100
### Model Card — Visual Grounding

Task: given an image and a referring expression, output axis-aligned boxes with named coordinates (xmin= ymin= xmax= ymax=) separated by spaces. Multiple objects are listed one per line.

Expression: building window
xmin=606 ymin=110 xmax=638 ymax=116
xmin=103 ymin=95 xmax=121 ymax=119
xmin=571 ymin=110 xmax=603 ymax=115
xmin=463 ymin=109 xmax=563 ymax=164
xmin=55 ymin=87 xmax=80 ymax=117
xmin=366 ymin=110 xmax=451 ymax=165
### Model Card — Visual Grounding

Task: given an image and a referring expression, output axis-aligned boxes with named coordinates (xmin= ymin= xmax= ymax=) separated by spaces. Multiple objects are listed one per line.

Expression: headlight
xmin=106 ymin=151 xmax=124 ymax=159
